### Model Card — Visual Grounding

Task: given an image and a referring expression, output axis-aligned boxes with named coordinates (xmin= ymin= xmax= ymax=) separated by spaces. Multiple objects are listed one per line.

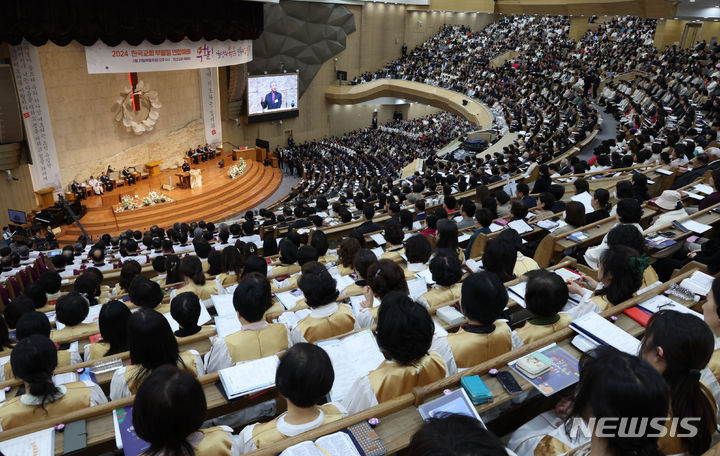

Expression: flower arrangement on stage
xmin=142 ymin=191 xmax=173 ymax=207
xmin=229 ymin=158 xmax=247 ymax=179
xmin=115 ymin=192 xmax=174 ymax=212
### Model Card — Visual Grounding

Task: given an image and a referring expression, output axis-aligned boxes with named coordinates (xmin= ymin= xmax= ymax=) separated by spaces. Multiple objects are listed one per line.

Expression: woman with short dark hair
xmin=238 ymin=344 xmax=347 ymax=452
xmin=342 ymin=292 xmax=447 ymax=414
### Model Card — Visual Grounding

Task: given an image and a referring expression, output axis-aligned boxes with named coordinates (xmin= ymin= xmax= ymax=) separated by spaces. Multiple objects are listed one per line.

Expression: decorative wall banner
xmin=85 ymin=39 xmax=252 ymax=74
xmin=9 ymin=40 xmax=63 ymax=194
xmin=200 ymin=67 xmax=222 ymax=146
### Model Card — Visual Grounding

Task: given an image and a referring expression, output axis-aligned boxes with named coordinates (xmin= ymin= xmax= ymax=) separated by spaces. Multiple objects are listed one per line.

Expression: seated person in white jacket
xmin=205 ymin=272 xmax=291 ymax=373
xmin=644 ymin=190 xmax=688 ymax=235
xmin=110 ymin=308 xmax=204 ymax=400
xmin=342 ymin=291 xmax=448 ymax=415
xmin=238 ymin=343 xmax=348 ymax=452
xmin=584 ymin=198 xmax=643 ymax=269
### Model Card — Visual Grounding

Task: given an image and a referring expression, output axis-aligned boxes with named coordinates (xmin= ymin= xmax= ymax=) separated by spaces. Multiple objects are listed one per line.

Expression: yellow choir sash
xmin=516 ymin=313 xmax=572 ymax=344
xmin=368 ymin=352 xmax=447 ymax=403
xmin=125 ymin=351 xmax=198 ymax=394
xmin=447 ymin=321 xmax=512 ymax=368
xmin=251 ymin=404 xmax=345 ymax=449
xmin=0 ymin=382 xmax=90 ymax=430
xmin=225 ymin=324 xmax=288 ymax=363
xmin=421 ymin=283 xmax=462 ymax=309
xmin=194 ymin=426 xmax=233 ymax=455
xmin=297 ymin=305 xmax=355 ymax=343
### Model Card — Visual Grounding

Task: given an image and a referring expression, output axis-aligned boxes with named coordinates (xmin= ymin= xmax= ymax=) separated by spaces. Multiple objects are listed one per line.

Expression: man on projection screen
xmin=260 ymin=81 xmax=282 ymax=110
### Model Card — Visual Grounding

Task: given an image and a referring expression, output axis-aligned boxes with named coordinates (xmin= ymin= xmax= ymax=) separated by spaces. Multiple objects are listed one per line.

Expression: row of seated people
xmin=0 ymin=228 xmax=718 ymax=455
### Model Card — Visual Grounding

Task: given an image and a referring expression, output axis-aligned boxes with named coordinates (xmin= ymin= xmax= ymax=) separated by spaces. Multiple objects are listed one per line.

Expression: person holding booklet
xmin=339 ymin=248 xmax=377 ymax=299
xmin=0 ymin=335 xmax=107 ymax=431
xmin=289 ymin=262 xmax=356 ymax=344
xmin=133 ymin=365 xmax=242 ymax=455
xmin=110 ymin=308 xmax=204 ymax=400
xmin=170 ymin=292 xmax=203 ymax=338
xmin=205 ymin=273 xmax=290 ymax=373
xmin=237 ymin=343 xmax=347 ymax=452
xmin=639 ymin=310 xmax=717 ymax=455
xmin=342 ymin=292 xmax=447 ymax=414
xmin=566 ymin=245 xmax=644 ymax=311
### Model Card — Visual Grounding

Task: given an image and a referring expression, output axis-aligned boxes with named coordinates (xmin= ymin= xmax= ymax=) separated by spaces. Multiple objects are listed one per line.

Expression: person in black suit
xmin=70 ymin=180 xmax=85 ymax=200
xmin=260 ymin=82 xmax=282 ymax=110
xmin=351 ymin=206 xmax=381 ymax=239
xmin=122 ymin=167 xmax=136 ymax=185
xmin=100 ymin=172 xmax=114 ymax=192
xmin=182 ymin=160 xmax=191 ymax=172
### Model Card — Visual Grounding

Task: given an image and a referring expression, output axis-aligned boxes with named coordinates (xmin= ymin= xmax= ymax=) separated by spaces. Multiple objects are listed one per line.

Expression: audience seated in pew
xmin=0 ymin=335 xmax=107 ymax=431
xmin=205 ymin=273 xmax=290 ymax=373
xmin=83 ymin=300 xmax=130 ymax=361
xmin=513 ymin=269 xmax=572 ymax=345
xmin=343 ymin=291 xmax=447 ymax=414
xmin=339 ymin=248 xmax=377 ymax=299
xmin=356 ymin=259 xmax=409 ymax=328
xmin=109 ymin=308 xmax=204 ymax=400
xmin=238 ymin=343 xmax=348 ymax=452
xmin=171 ymin=292 xmax=204 ymax=338
xmin=416 ymin=249 xmax=463 ymax=309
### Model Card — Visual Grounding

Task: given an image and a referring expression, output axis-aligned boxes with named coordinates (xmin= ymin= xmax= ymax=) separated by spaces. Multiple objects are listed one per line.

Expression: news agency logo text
xmin=568 ymin=417 xmax=700 ymax=439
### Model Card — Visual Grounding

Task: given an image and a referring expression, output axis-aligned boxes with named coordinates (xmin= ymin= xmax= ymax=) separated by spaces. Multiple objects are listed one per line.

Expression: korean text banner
xmin=85 ymin=39 xmax=252 ymax=73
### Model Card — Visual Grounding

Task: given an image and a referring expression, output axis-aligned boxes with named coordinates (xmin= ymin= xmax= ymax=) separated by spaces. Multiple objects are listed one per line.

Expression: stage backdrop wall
xmin=37 ymin=42 xmax=204 ymax=189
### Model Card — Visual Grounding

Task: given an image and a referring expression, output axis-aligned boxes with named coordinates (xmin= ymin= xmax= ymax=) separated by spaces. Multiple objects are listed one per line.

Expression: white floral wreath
xmin=113 ymin=80 xmax=161 ymax=135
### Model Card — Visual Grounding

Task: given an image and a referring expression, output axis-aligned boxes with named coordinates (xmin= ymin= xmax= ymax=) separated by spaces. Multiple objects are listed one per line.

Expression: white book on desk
xmin=507 ymin=219 xmax=533 ymax=234
xmin=638 ymin=295 xmax=703 ymax=320
xmin=570 ymin=313 xmax=640 ymax=355
xmin=318 ymin=330 xmax=385 ymax=403
xmin=211 ymin=294 xmax=236 ymax=316
xmin=218 ymin=355 xmax=280 ymax=400
xmin=214 ymin=314 xmax=243 ymax=338
xmin=0 ymin=427 xmax=54 ymax=456
xmin=276 ymin=289 xmax=304 ymax=310
xmin=280 ymin=432 xmax=361 ymax=456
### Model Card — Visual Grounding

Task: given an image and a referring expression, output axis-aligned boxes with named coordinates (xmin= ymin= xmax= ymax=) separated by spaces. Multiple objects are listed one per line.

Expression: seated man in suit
xmin=121 ymin=167 xmax=136 ymax=185
xmin=260 ymin=82 xmax=282 ymax=110
xmin=70 ymin=179 xmax=85 ymax=200
xmin=182 ymin=160 xmax=191 ymax=172
xmin=100 ymin=172 xmax=113 ymax=192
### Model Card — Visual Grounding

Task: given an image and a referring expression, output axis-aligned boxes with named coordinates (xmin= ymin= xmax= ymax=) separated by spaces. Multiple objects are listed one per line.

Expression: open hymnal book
xmin=218 ymin=355 xmax=280 ymax=400
xmin=570 ymin=191 xmax=594 ymax=213
xmin=407 ymin=277 xmax=429 ymax=300
xmin=214 ymin=314 xmax=243 ymax=338
xmin=318 ymin=330 xmax=386 ymax=402
xmin=638 ymin=295 xmax=703 ymax=320
xmin=679 ymin=270 xmax=714 ymax=297
xmin=210 ymin=294 xmax=236 ymax=316
xmin=570 ymin=313 xmax=641 ymax=355
xmin=276 ymin=288 xmax=304 ymax=310
xmin=349 ymin=295 xmax=380 ymax=317
xmin=465 ymin=258 xmax=482 ymax=273
xmin=280 ymin=431 xmax=361 ymax=456
xmin=278 ymin=308 xmax=312 ymax=329
xmin=507 ymin=219 xmax=533 ymax=234
xmin=0 ymin=427 xmax=55 ymax=456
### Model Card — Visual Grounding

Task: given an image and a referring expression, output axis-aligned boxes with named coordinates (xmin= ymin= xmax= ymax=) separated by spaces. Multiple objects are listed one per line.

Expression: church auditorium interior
xmin=3 ymin=0 xmax=720 ymax=455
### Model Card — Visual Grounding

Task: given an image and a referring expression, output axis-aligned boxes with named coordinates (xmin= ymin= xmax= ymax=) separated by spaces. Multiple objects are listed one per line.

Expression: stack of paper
xmin=318 ymin=330 xmax=386 ymax=402
xmin=218 ymin=355 xmax=280 ymax=399
xmin=275 ymin=289 xmax=304 ymax=310
xmin=214 ymin=314 xmax=243 ymax=338
xmin=570 ymin=313 xmax=641 ymax=355
xmin=210 ymin=294 xmax=237 ymax=316
xmin=680 ymin=219 xmax=712 ymax=234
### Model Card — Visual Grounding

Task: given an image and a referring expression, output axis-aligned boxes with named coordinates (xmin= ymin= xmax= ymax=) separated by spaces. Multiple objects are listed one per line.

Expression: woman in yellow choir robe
xmin=174 ymin=255 xmax=217 ymax=301
xmin=130 ymin=275 xmax=168 ymax=313
xmin=566 ymin=245 xmax=644 ymax=313
xmin=217 ymin=246 xmax=243 ymax=288
xmin=401 ymin=233 xmax=432 ymax=281
xmin=444 ymin=272 xmax=514 ymax=372
xmin=205 ymin=273 xmax=290 ymax=373
xmin=339 ymin=248 xmax=378 ymax=299
xmin=112 ymin=260 xmax=142 ymax=297
xmin=52 ymin=291 xmax=96 ymax=344
xmin=435 ymin=218 xmax=466 ymax=263
xmin=514 ymin=270 xmax=574 ymax=345
xmin=133 ymin=365 xmax=243 ymax=456
xmin=310 ymin=230 xmax=338 ymax=264
xmin=342 ymin=292 xmax=447 ymax=415
xmin=0 ymin=335 xmax=107 ymax=431
xmin=337 ymin=237 xmax=361 ymax=276
xmin=269 ymin=239 xmax=302 ymax=277
xmin=2 ymin=311 xmax=82 ymax=382
xmin=542 ymin=346 xmax=669 ymax=456
xmin=238 ymin=343 xmax=348 ymax=452
xmin=639 ymin=310 xmax=717 ymax=456
xmin=416 ymin=249 xmax=463 ymax=309
xmin=110 ymin=308 xmax=204 ymax=400
xmin=288 ymin=262 xmax=355 ymax=344
xmin=604 ymin=224 xmax=659 ymax=288
xmin=356 ymin=259 xmax=409 ymax=329
xmin=380 ymin=221 xmax=406 ymax=263
xmin=83 ymin=300 xmax=131 ymax=361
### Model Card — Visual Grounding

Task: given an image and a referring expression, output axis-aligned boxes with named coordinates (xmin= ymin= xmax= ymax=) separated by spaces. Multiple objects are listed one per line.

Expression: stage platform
xmin=57 ymin=154 xmax=282 ymax=243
